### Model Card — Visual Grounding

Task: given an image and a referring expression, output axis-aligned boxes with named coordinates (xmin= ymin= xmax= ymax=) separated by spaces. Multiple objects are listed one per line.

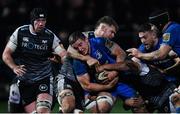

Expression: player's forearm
xmin=139 ymin=50 xmax=163 ymax=61
xmin=111 ymin=44 xmax=126 ymax=62
xmin=67 ymin=45 xmax=88 ymax=61
xmin=140 ymin=46 xmax=169 ymax=61
xmin=69 ymin=52 xmax=91 ymax=61
xmin=100 ymin=63 xmax=129 ymax=71
xmin=84 ymin=83 xmax=111 ymax=92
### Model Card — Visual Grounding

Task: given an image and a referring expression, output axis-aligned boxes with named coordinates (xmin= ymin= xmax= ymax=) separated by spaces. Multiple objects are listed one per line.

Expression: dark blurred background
xmin=0 ymin=0 xmax=180 ymax=100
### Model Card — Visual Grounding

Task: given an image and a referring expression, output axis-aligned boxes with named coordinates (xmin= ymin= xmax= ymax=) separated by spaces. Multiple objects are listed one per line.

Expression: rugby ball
xmin=95 ymin=71 xmax=108 ymax=83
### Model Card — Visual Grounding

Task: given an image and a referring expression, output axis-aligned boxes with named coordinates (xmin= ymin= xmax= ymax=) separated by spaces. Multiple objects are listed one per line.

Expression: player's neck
xmin=154 ymin=38 xmax=159 ymax=47
xmin=162 ymin=21 xmax=172 ymax=32
xmin=29 ymin=25 xmax=37 ymax=35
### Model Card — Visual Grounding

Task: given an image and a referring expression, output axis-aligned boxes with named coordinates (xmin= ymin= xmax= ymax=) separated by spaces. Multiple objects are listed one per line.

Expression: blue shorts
xmin=111 ymin=83 xmax=136 ymax=100
xmin=84 ymin=82 xmax=136 ymax=100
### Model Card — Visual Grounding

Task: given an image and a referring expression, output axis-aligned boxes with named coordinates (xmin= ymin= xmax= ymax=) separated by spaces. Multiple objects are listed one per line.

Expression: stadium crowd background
xmin=0 ymin=0 xmax=180 ymax=102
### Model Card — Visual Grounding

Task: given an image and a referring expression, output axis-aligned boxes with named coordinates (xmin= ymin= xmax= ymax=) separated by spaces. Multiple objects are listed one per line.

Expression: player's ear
xmin=152 ymin=32 xmax=157 ymax=39
xmin=85 ymin=37 xmax=89 ymax=42
xmin=100 ymin=24 xmax=106 ymax=31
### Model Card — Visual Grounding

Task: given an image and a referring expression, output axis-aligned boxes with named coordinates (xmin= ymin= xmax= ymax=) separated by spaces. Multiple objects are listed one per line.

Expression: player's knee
xmin=96 ymin=95 xmax=114 ymax=113
xmin=61 ymin=100 xmax=75 ymax=113
xmin=61 ymin=105 xmax=74 ymax=113
xmin=84 ymin=98 xmax=96 ymax=110
xmin=36 ymin=99 xmax=52 ymax=113
xmin=58 ymin=89 xmax=75 ymax=113
xmin=57 ymin=89 xmax=74 ymax=105
xmin=36 ymin=93 xmax=52 ymax=113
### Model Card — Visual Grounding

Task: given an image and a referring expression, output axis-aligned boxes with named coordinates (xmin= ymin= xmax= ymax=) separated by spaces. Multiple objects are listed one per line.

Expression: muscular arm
xmin=2 ymin=46 xmax=17 ymax=70
xmin=2 ymin=43 xmax=26 ymax=76
xmin=54 ymin=44 xmax=67 ymax=63
xmin=2 ymin=28 xmax=19 ymax=70
xmin=106 ymin=40 xmax=126 ymax=62
xmin=96 ymin=62 xmax=129 ymax=72
xmin=53 ymin=43 xmax=91 ymax=64
xmin=127 ymin=44 xmax=172 ymax=61
xmin=77 ymin=73 xmax=118 ymax=92
xmin=140 ymin=45 xmax=172 ymax=60
xmin=67 ymin=46 xmax=99 ymax=66
xmin=96 ymin=40 xmax=127 ymax=72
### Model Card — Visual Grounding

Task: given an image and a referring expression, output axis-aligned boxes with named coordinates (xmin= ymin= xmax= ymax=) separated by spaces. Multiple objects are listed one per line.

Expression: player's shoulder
xmin=17 ymin=25 xmax=30 ymax=31
xmin=165 ymin=22 xmax=180 ymax=33
xmin=44 ymin=28 xmax=56 ymax=36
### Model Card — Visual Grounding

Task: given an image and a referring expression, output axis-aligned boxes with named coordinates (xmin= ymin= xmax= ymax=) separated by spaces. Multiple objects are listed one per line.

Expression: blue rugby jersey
xmin=73 ymin=37 xmax=136 ymax=99
xmin=161 ymin=22 xmax=180 ymax=57
xmin=138 ymin=38 xmax=175 ymax=69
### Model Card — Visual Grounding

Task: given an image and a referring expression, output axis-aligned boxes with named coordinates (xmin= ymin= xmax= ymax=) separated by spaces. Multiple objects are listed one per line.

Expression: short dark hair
xmin=138 ymin=23 xmax=159 ymax=36
xmin=95 ymin=16 xmax=119 ymax=32
xmin=30 ymin=8 xmax=47 ymax=24
xmin=138 ymin=23 xmax=153 ymax=32
xmin=69 ymin=31 xmax=86 ymax=45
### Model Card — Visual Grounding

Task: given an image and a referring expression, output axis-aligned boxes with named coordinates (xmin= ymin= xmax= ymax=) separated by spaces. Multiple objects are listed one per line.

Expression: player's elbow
xmin=156 ymin=45 xmax=171 ymax=60
xmin=83 ymin=85 xmax=92 ymax=92
xmin=2 ymin=51 xmax=9 ymax=63
xmin=82 ymin=84 xmax=94 ymax=92
xmin=153 ymin=49 xmax=168 ymax=60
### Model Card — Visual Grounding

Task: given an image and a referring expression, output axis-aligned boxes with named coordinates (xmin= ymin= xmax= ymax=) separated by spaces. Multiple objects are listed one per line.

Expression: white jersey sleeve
xmin=52 ymin=34 xmax=66 ymax=54
xmin=6 ymin=28 xmax=19 ymax=52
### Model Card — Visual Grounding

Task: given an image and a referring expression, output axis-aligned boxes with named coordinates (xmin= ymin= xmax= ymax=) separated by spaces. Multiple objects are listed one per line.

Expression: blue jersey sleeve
xmin=162 ymin=30 xmax=176 ymax=47
xmin=73 ymin=59 xmax=88 ymax=76
xmin=162 ymin=23 xmax=179 ymax=47
xmin=138 ymin=44 xmax=146 ymax=53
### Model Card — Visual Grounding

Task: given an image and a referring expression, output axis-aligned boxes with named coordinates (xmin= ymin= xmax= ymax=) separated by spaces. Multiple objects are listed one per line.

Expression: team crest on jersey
xmin=162 ymin=33 xmax=170 ymax=42
xmin=23 ymin=37 xmax=29 ymax=42
xmin=95 ymin=50 xmax=102 ymax=59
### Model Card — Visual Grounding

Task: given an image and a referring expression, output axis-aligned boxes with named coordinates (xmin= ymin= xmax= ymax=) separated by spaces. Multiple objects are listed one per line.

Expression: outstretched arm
xmin=95 ymin=61 xmax=129 ymax=72
xmin=126 ymin=44 xmax=172 ymax=61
